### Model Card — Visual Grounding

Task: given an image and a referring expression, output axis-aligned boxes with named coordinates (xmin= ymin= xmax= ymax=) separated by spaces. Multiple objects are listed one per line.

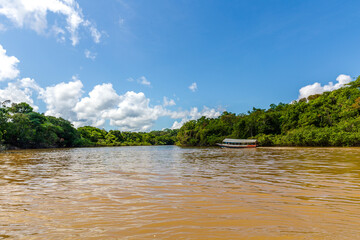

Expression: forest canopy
xmin=177 ymin=76 xmax=360 ymax=147
xmin=0 ymin=101 xmax=177 ymax=149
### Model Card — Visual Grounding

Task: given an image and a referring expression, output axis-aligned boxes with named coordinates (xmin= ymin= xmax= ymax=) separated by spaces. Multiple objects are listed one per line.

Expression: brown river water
xmin=1 ymin=146 xmax=360 ymax=239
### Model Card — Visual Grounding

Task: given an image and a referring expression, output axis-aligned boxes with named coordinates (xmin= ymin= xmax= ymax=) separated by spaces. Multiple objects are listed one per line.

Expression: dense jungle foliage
xmin=0 ymin=102 xmax=82 ymax=149
xmin=77 ymin=126 xmax=178 ymax=147
xmin=0 ymin=101 xmax=178 ymax=149
xmin=177 ymin=76 xmax=360 ymax=147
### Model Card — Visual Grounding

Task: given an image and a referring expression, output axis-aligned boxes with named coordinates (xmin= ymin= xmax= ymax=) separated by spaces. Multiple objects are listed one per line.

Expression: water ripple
xmin=1 ymin=146 xmax=360 ymax=239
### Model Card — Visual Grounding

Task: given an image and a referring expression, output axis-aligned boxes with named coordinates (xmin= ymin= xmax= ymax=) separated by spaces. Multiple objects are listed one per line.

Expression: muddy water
xmin=1 ymin=146 xmax=360 ymax=239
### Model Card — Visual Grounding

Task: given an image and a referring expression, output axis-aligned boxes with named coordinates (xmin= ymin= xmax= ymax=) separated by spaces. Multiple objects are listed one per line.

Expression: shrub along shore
xmin=1 ymin=76 xmax=360 ymax=150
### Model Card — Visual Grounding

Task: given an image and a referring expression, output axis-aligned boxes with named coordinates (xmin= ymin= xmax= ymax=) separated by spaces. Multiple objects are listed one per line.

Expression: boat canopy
xmin=222 ymin=138 xmax=257 ymax=144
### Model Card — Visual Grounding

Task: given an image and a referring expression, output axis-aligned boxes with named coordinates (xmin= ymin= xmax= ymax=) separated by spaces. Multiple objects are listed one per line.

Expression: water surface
xmin=1 ymin=146 xmax=360 ymax=239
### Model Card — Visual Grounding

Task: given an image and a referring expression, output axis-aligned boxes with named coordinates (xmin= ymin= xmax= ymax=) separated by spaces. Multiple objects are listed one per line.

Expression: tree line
xmin=177 ymin=76 xmax=360 ymax=147
xmin=0 ymin=101 xmax=178 ymax=149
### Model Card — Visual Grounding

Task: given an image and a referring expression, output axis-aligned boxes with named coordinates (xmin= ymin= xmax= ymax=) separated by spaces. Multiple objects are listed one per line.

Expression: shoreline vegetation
xmin=0 ymin=103 xmax=178 ymax=150
xmin=178 ymin=76 xmax=360 ymax=147
xmin=1 ymin=76 xmax=360 ymax=150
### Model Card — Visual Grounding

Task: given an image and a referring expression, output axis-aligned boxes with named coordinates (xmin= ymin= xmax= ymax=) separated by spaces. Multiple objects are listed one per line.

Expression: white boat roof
xmin=223 ymin=138 xmax=257 ymax=143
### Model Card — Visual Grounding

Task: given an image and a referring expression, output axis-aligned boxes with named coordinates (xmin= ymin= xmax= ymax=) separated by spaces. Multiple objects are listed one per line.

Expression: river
xmin=1 ymin=146 xmax=360 ymax=239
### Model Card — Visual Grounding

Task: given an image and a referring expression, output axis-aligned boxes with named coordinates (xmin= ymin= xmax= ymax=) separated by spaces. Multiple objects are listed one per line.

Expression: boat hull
xmin=216 ymin=143 xmax=257 ymax=148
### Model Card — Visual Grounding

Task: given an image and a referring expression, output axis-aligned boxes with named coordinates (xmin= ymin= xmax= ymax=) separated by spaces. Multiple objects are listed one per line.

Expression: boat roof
xmin=223 ymin=138 xmax=257 ymax=143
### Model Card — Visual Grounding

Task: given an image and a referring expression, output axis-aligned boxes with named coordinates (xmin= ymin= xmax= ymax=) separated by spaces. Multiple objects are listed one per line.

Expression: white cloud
xmin=0 ymin=0 xmax=101 ymax=45
xmin=103 ymin=91 xmax=165 ymax=131
xmin=170 ymin=106 xmax=222 ymax=129
xmin=192 ymin=106 xmax=222 ymax=119
xmin=138 ymin=76 xmax=150 ymax=86
xmin=84 ymin=49 xmax=96 ymax=60
xmin=163 ymin=96 xmax=176 ymax=106
xmin=0 ymin=75 xmax=221 ymax=131
xmin=39 ymin=77 xmax=83 ymax=121
xmin=71 ymin=86 xmax=220 ymax=131
xmin=170 ymin=120 xmax=185 ymax=130
xmin=36 ymin=79 xmax=165 ymax=131
xmin=74 ymin=83 xmax=119 ymax=127
xmin=0 ymin=78 xmax=41 ymax=111
xmin=0 ymin=45 xmax=40 ymax=109
xmin=189 ymin=82 xmax=197 ymax=92
xmin=336 ymin=74 xmax=352 ymax=85
xmin=298 ymin=74 xmax=352 ymax=100
xmin=8 ymin=76 xmax=164 ymax=131
xmin=18 ymin=77 xmax=42 ymax=91
xmin=0 ymin=44 xmax=19 ymax=81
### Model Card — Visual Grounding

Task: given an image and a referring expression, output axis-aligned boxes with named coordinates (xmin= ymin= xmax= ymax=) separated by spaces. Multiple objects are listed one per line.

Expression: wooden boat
xmin=216 ymin=138 xmax=257 ymax=148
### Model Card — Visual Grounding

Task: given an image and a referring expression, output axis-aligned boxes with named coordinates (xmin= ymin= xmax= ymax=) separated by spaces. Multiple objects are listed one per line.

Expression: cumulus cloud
xmin=298 ymin=74 xmax=352 ymax=100
xmin=74 ymin=83 xmax=119 ymax=127
xmin=0 ymin=0 xmax=101 ymax=45
xmin=0 ymin=75 xmax=222 ymax=131
xmin=102 ymin=92 xmax=165 ymax=131
xmin=170 ymin=106 xmax=222 ymax=129
xmin=73 ymin=85 xmax=220 ymax=131
xmin=18 ymin=77 xmax=42 ymax=91
xmin=71 ymin=87 xmax=219 ymax=131
xmin=0 ymin=45 xmax=40 ymax=109
xmin=39 ymin=77 xmax=83 ymax=121
xmin=35 ymin=78 xmax=164 ymax=131
xmin=0 ymin=78 xmax=41 ymax=111
xmin=0 ymin=44 xmax=19 ymax=81
xmin=163 ymin=96 xmax=176 ymax=107
xmin=189 ymin=82 xmax=197 ymax=92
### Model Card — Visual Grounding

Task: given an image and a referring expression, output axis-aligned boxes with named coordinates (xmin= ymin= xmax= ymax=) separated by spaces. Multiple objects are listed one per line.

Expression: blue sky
xmin=0 ymin=0 xmax=359 ymax=131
